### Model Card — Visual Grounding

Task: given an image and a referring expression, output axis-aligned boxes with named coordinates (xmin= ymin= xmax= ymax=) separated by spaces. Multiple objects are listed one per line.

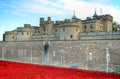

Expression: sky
xmin=0 ymin=0 xmax=120 ymax=41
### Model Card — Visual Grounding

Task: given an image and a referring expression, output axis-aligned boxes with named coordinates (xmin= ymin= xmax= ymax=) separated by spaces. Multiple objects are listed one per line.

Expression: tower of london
xmin=1 ymin=11 xmax=120 ymax=73
xmin=3 ymin=11 xmax=115 ymax=41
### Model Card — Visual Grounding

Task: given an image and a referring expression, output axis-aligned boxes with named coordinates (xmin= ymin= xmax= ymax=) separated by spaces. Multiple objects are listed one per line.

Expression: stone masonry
xmin=0 ymin=40 xmax=120 ymax=73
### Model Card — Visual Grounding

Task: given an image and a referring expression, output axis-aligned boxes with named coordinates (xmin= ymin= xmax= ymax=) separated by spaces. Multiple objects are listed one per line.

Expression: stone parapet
xmin=79 ymin=32 xmax=120 ymax=40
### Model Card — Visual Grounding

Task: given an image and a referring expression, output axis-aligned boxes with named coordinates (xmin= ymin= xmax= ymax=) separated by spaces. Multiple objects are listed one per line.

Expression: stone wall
xmin=79 ymin=32 xmax=120 ymax=40
xmin=0 ymin=40 xmax=120 ymax=73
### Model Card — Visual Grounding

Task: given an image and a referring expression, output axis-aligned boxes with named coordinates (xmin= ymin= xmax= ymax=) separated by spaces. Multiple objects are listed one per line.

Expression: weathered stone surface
xmin=0 ymin=40 xmax=120 ymax=73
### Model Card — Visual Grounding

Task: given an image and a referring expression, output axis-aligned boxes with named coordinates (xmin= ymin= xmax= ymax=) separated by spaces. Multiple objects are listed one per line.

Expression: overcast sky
xmin=0 ymin=0 xmax=120 ymax=41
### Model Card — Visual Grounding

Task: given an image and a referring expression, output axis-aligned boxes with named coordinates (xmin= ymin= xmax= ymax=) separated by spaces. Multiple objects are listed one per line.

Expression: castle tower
xmin=46 ymin=17 xmax=54 ymax=35
xmin=4 ymin=31 xmax=16 ymax=41
xmin=39 ymin=17 xmax=54 ymax=36
xmin=103 ymin=15 xmax=113 ymax=32
xmin=48 ymin=17 xmax=51 ymax=22
xmin=58 ymin=11 xmax=83 ymax=40
xmin=40 ymin=18 xmax=44 ymax=26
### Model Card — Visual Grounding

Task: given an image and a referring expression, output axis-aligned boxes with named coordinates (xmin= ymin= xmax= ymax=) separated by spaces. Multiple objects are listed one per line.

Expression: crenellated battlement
xmin=5 ymin=31 xmax=16 ymax=35
xmin=40 ymin=17 xmax=54 ymax=25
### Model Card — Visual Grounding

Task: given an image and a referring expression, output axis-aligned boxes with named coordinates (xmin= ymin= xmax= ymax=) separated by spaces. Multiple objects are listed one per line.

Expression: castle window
xmin=90 ymin=25 xmax=93 ymax=29
xmin=63 ymin=28 xmax=65 ymax=32
xmin=84 ymin=25 xmax=87 ymax=29
xmin=27 ymin=32 xmax=29 ymax=35
xmin=44 ymin=29 xmax=46 ymax=31
xmin=12 ymin=36 xmax=14 ymax=39
xmin=70 ymin=35 xmax=73 ymax=38
xmin=100 ymin=26 xmax=102 ymax=30
xmin=55 ymin=29 xmax=57 ymax=32
xmin=76 ymin=28 xmax=78 ymax=32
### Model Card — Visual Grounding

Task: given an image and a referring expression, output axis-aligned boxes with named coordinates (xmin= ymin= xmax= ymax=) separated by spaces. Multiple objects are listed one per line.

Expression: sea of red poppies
xmin=0 ymin=60 xmax=120 ymax=79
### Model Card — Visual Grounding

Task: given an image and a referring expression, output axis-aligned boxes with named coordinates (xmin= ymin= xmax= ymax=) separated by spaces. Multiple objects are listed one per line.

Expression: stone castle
xmin=3 ymin=11 xmax=115 ymax=41
xmin=1 ymin=11 xmax=120 ymax=73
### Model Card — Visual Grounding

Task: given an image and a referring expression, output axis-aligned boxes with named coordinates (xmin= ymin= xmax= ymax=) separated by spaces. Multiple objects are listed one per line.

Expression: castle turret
xmin=4 ymin=31 xmax=16 ymax=41
xmin=40 ymin=17 xmax=54 ymax=35
xmin=40 ymin=18 xmax=45 ymax=26
xmin=47 ymin=17 xmax=51 ymax=22
xmin=103 ymin=14 xmax=113 ymax=32
xmin=24 ymin=24 xmax=31 ymax=28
